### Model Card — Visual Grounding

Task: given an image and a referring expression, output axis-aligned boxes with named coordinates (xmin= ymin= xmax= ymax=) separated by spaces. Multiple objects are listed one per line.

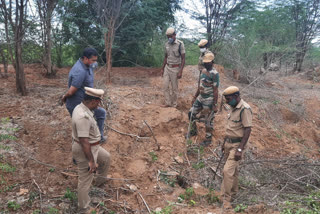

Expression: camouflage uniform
xmin=188 ymin=68 xmax=219 ymax=141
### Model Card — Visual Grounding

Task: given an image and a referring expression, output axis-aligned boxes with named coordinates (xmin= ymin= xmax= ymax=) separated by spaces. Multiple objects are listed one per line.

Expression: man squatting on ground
xmin=72 ymin=87 xmax=111 ymax=213
xmin=187 ymin=52 xmax=219 ymax=146
xmin=221 ymin=86 xmax=252 ymax=209
xmin=61 ymin=47 xmax=106 ymax=142
xmin=160 ymin=27 xmax=185 ymax=108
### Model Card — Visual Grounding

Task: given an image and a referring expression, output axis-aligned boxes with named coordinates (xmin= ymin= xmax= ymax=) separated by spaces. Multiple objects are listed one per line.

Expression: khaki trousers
xmin=221 ymin=142 xmax=241 ymax=202
xmin=72 ymin=142 xmax=111 ymax=210
xmin=163 ymin=65 xmax=179 ymax=107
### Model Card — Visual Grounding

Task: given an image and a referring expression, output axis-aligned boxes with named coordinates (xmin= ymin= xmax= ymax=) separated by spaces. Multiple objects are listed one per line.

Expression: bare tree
xmin=0 ymin=0 xmax=16 ymax=69
xmin=203 ymin=0 xmax=245 ymax=53
xmin=36 ymin=0 xmax=58 ymax=77
xmin=0 ymin=0 xmax=28 ymax=95
xmin=94 ymin=0 xmax=132 ymax=83
xmin=291 ymin=0 xmax=320 ymax=72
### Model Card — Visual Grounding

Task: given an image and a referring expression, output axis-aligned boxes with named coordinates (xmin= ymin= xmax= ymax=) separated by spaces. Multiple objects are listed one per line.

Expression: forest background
xmin=0 ymin=0 xmax=320 ymax=94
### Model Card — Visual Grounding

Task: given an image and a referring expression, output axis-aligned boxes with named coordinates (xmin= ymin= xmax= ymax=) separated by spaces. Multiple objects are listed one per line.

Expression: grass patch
xmin=64 ymin=188 xmax=77 ymax=201
xmin=159 ymin=171 xmax=176 ymax=187
xmin=149 ymin=151 xmax=158 ymax=162
xmin=0 ymin=162 xmax=16 ymax=173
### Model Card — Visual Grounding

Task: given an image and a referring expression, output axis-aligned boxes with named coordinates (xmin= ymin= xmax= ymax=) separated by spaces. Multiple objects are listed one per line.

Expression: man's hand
xmin=177 ymin=71 xmax=182 ymax=79
xmin=88 ymin=161 xmax=97 ymax=173
xmin=160 ymin=69 xmax=164 ymax=77
xmin=60 ymin=95 xmax=67 ymax=106
xmin=191 ymin=96 xmax=197 ymax=105
xmin=234 ymin=150 xmax=242 ymax=161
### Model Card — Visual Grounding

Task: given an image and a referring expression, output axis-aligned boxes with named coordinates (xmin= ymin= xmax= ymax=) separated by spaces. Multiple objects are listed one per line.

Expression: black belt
xmin=166 ymin=63 xmax=180 ymax=68
xmin=225 ymin=137 xmax=242 ymax=143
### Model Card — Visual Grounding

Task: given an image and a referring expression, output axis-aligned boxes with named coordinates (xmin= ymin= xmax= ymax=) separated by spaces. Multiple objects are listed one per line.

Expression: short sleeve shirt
xmin=199 ymin=68 xmax=219 ymax=98
xmin=72 ymin=103 xmax=101 ymax=144
xmin=225 ymin=99 xmax=253 ymax=138
xmin=165 ymin=39 xmax=185 ymax=64
xmin=198 ymin=50 xmax=213 ymax=71
xmin=66 ymin=59 xmax=94 ymax=111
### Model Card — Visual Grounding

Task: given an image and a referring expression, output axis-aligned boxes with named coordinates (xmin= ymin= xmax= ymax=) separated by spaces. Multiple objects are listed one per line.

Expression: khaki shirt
xmin=225 ymin=99 xmax=252 ymax=138
xmin=198 ymin=50 xmax=213 ymax=71
xmin=165 ymin=39 xmax=185 ymax=65
xmin=72 ymin=103 xmax=101 ymax=144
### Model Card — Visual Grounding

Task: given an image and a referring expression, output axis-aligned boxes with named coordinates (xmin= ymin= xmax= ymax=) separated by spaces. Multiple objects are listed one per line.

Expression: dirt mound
xmin=0 ymin=64 xmax=319 ymax=213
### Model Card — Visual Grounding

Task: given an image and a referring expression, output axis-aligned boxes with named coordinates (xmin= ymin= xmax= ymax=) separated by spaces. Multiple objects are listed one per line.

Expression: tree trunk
xmin=14 ymin=0 xmax=27 ymax=96
xmin=15 ymin=36 xmax=27 ymax=95
xmin=0 ymin=45 xmax=9 ymax=78
xmin=105 ymin=18 xmax=115 ymax=84
xmin=263 ymin=53 xmax=268 ymax=69
xmin=45 ymin=17 xmax=53 ymax=77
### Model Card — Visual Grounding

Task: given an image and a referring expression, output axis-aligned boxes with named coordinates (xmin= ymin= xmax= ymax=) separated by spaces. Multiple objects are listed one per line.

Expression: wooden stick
xmin=107 ymin=125 xmax=149 ymax=140
xmin=33 ymin=179 xmax=43 ymax=213
xmin=184 ymin=152 xmax=190 ymax=166
xmin=143 ymin=120 xmax=160 ymax=151
xmin=138 ymin=192 xmax=151 ymax=214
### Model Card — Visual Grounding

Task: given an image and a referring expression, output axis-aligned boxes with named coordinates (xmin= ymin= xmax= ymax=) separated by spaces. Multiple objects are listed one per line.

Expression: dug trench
xmin=0 ymin=64 xmax=319 ymax=213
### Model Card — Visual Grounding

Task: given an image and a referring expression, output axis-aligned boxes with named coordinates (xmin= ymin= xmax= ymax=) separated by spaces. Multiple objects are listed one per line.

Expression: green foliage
xmin=149 ymin=151 xmax=158 ymax=162
xmin=179 ymin=187 xmax=194 ymax=201
xmin=47 ymin=207 xmax=59 ymax=214
xmin=108 ymin=211 xmax=116 ymax=214
xmin=0 ymin=145 xmax=11 ymax=151
xmin=189 ymin=199 xmax=196 ymax=206
xmin=91 ymin=210 xmax=97 ymax=214
xmin=192 ymin=161 xmax=205 ymax=170
xmin=0 ymin=163 xmax=16 ymax=173
xmin=234 ymin=204 xmax=248 ymax=213
xmin=206 ymin=189 xmax=220 ymax=204
xmin=32 ymin=209 xmax=41 ymax=214
xmin=273 ymin=100 xmax=280 ymax=105
xmin=7 ymin=201 xmax=20 ymax=211
xmin=152 ymin=205 xmax=173 ymax=214
xmin=64 ymin=188 xmax=77 ymax=201
xmin=28 ymin=191 xmax=39 ymax=206
xmin=49 ymin=168 xmax=55 ymax=172
xmin=0 ymin=134 xmax=17 ymax=142
xmin=159 ymin=171 xmax=176 ymax=187
xmin=280 ymin=191 xmax=320 ymax=214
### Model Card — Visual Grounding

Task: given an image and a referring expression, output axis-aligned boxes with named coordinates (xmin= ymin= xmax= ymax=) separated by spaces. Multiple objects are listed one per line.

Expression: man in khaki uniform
xmin=198 ymin=39 xmax=213 ymax=72
xmin=221 ymin=86 xmax=252 ymax=209
xmin=160 ymin=27 xmax=185 ymax=107
xmin=72 ymin=87 xmax=111 ymax=213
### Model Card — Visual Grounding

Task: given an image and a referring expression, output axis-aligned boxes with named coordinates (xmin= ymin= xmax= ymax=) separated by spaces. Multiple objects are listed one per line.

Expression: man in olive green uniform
xmin=72 ymin=87 xmax=111 ymax=213
xmin=221 ymin=86 xmax=252 ymax=209
xmin=188 ymin=52 xmax=219 ymax=146
xmin=160 ymin=27 xmax=185 ymax=108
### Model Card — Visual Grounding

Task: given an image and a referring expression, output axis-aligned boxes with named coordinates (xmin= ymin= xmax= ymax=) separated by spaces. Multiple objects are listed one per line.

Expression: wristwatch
xmin=237 ymin=148 xmax=242 ymax=152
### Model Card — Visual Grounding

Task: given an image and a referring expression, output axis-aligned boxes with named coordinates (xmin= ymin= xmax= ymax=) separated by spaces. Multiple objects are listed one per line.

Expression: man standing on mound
xmin=160 ymin=27 xmax=185 ymax=108
xmin=221 ymin=86 xmax=252 ymax=210
xmin=187 ymin=52 xmax=219 ymax=146
xmin=61 ymin=47 xmax=106 ymax=143
xmin=72 ymin=87 xmax=111 ymax=213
